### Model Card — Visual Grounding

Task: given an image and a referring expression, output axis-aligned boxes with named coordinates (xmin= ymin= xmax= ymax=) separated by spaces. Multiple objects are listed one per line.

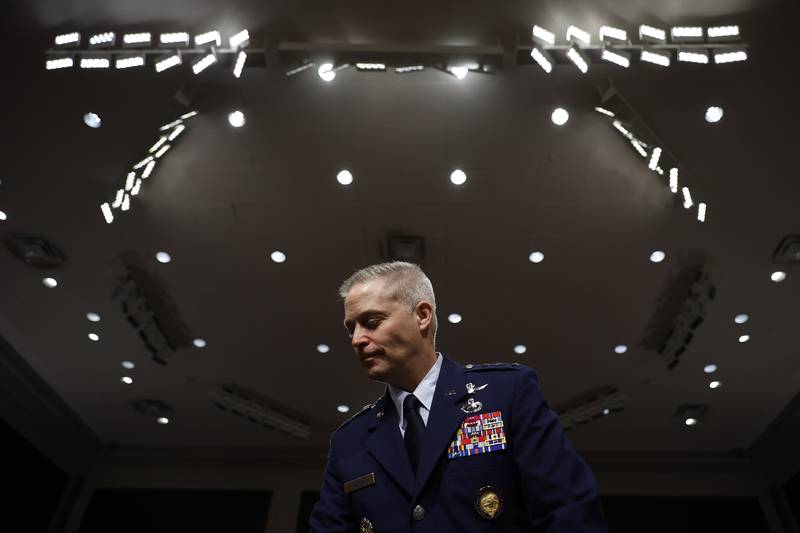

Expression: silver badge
xmin=466 ymin=382 xmax=488 ymax=394
xmin=360 ymin=517 xmax=374 ymax=533
xmin=461 ymin=397 xmax=483 ymax=413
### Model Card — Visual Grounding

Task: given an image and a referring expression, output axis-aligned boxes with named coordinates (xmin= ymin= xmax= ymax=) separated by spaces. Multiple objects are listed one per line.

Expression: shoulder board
xmin=336 ymin=396 xmax=381 ymax=430
xmin=464 ymin=362 xmax=523 ymax=371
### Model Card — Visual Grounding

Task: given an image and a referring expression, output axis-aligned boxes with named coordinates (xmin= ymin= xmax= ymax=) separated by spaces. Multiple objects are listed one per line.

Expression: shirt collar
xmin=388 ymin=353 xmax=443 ymax=418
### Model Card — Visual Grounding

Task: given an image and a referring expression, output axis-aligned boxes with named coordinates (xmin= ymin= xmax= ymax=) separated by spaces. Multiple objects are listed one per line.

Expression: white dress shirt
xmin=388 ymin=353 xmax=443 ymax=437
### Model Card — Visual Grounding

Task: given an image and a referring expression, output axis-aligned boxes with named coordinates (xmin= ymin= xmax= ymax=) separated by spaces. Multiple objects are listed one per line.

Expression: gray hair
xmin=339 ymin=261 xmax=438 ymax=342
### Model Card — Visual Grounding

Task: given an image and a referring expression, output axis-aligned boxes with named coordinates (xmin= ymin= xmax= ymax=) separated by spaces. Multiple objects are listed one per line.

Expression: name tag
xmin=344 ymin=472 xmax=376 ymax=494
xmin=448 ymin=411 xmax=507 ymax=459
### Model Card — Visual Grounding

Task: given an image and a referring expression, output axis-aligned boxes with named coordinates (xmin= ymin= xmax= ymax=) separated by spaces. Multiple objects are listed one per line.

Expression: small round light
xmin=738 ymin=334 xmax=750 ymax=343
xmin=337 ymin=169 xmax=353 ymax=185
xmin=157 ymin=417 xmax=170 ymax=425
xmin=42 ymin=277 xmax=58 ymax=288
xmin=86 ymin=312 xmax=101 ymax=322
xmin=448 ymin=313 xmax=463 ymax=324
xmin=193 ymin=338 xmax=207 ymax=348
xmin=88 ymin=333 xmax=100 ymax=342
xmin=528 ymin=251 xmax=544 ymax=263
xmin=122 ymin=361 xmax=135 ymax=370
xmin=449 ymin=66 xmax=469 ymax=79
xmin=0 ymin=210 xmax=6 ymax=221
xmin=317 ymin=344 xmax=330 ymax=354
xmin=551 ymin=107 xmax=569 ymax=126
xmin=228 ymin=110 xmax=246 ymax=128
xmin=709 ymin=380 xmax=721 ymax=389
xmin=734 ymin=313 xmax=749 ymax=324
xmin=83 ymin=112 xmax=102 ymax=128
xmin=649 ymin=251 xmax=666 ymax=263
xmin=156 ymin=251 xmax=172 ymax=264
xmin=704 ymin=364 xmax=717 ymax=374
xmin=450 ymin=169 xmax=467 ymax=185
xmin=705 ymin=106 xmax=724 ymax=123
xmin=603 ymin=408 xmax=610 ymax=416
xmin=337 ymin=405 xmax=350 ymax=413
xmin=318 ymin=63 xmax=336 ymax=82
xmin=614 ymin=345 xmax=628 ymax=354
xmin=270 ymin=250 xmax=287 ymax=263
xmin=513 ymin=344 xmax=527 ymax=355
xmin=121 ymin=376 xmax=133 ymax=385
xmin=771 ymin=271 xmax=787 ymax=283
xmin=685 ymin=417 xmax=697 ymax=426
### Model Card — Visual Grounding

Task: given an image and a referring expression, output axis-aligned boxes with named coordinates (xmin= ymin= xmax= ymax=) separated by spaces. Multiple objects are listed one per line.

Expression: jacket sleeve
xmin=510 ymin=367 xmax=609 ymax=532
xmin=308 ymin=434 xmax=357 ymax=533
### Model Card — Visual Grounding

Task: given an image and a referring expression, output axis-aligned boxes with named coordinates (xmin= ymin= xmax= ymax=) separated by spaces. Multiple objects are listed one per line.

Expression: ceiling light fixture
xmin=337 ymin=170 xmax=353 ymax=185
xmin=154 ymin=52 xmax=181 ymax=72
xmin=705 ymin=106 xmax=724 ymax=123
xmin=650 ymin=251 xmax=666 ymax=263
xmin=228 ymin=110 xmax=246 ymax=127
xmin=337 ymin=405 xmax=350 ymax=413
xmin=317 ymin=344 xmax=330 ymax=354
xmin=566 ymin=25 xmax=591 ymax=45
xmin=229 ymin=29 xmax=250 ymax=49
xmin=271 ymin=251 xmax=287 ymax=263
xmin=770 ymin=271 xmax=786 ymax=282
xmin=601 ymin=46 xmax=630 ymax=68
xmin=678 ymin=50 xmax=710 ymax=64
xmin=122 ymin=361 xmax=135 ymax=369
xmin=233 ymin=50 xmax=247 ymax=78
xmin=122 ymin=32 xmax=152 ymax=47
xmin=532 ymin=25 xmax=556 ymax=45
xmin=528 ymin=251 xmax=544 ymax=263
xmin=448 ymin=313 xmax=463 ymax=324
xmin=640 ymin=48 xmax=671 ymax=67
xmin=87 ymin=312 xmax=101 ymax=322
xmin=709 ymin=380 xmax=721 ymax=389
xmin=43 ymin=277 xmax=58 ymax=288
xmin=614 ymin=345 xmax=628 ymax=354
xmin=551 ymin=107 xmax=569 ymax=126
xmin=514 ymin=345 xmax=527 ymax=355
xmin=156 ymin=251 xmax=172 ymax=264
xmin=713 ymin=49 xmax=747 ymax=64
xmin=599 ymin=25 xmax=627 ymax=43
xmin=88 ymin=333 xmax=100 ymax=341
xmin=530 ymin=47 xmax=554 ymax=73
xmin=704 ymin=364 xmax=717 ymax=373
xmin=671 ymin=26 xmax=704 ymax=43
xmin=697 ymin=203 xmax=707 ymax=222
xmin=734 ymin=314 xmax=749 ymax=324
xmin=566 ymin=44 xmax=590 ymax=74
xmin=83 ymin=112 xmax=101 ymax=128
xmin=121 ymin=376 xmax=133 ymax=385
xmin=157 ymin=417 xmax=170 ymax=424
xmin=193 ymin=338 xmax=207 ymax=348
xmin=738 ymin=334 xmax=750 ymax=343
xmin=194 ymin=30 xmax=221 ymax=47
xmin=639 ymin=25 xmax=667 ymax=44
xmin=192 ymin=49 xmax=217 ymax=74
xmin=450 ymin=169 xmax=467 ymax=185
xmin=448 ymin=65 xmax=469 ymax=80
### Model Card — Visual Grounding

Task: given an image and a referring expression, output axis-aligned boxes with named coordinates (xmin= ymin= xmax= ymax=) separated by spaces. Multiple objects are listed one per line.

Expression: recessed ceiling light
xmin=193 ymin=338 xmax=207 ymax=348
xmin=228 ymin=110 xmax=246 ymax=128
xmin=122 ymin=361 xmax=135 ymax=369
xmin=121 ymin=376 xmax=133 ymax=385
xmin=42 ymin=277 xmax=58 ymax=288
xmin=709 ymin=380 xmax=721 ymax=389
xmin=337 ymin=404 xmax=350 ymax=413
xmin=513 ymin=344 xmax=527 ymax=355
xmin=738 ymin=334 xmax=750 ymax=343
xmin=450 ymin=169 xmax=467 ymax=185
xmin=317 ymin=344 xmax=330 ymax=354
xmin=448 ymin=313 xmax=463 ymax=324
xmin=734 ymin=313 xmax=749 ymax=324
xmin=0 ymin=210 xmax=7 ymax=221
xmin=771 ymin=271 xmax=787 ymax=282
xmin=685 ymin=417 xmax=697 ymax=426
xmin=318 ymin=63 xmax=336 ymax=82
xmin=449 ymin=65 xmax=469 ymax=80
xmin=88 ymin=333 xmax=100 ymax=342
xmin=156 ymin=251 xmax=172 ymax=264
xmin=83 ymin=112 xmax=102 ymax=128
xmin=602 ymin=408 xmax=610 ymax=415
xmin=551 ymin=107 xmax=569 ymax=126
xmin=614 ymin=345 xmax=628 ymax=354
xmin=337 ymin=170 xmax=353 ymax=185
xmin=270 ymin=250 xmax=287 ymax=263
xmin=649 ymin=251 xmax=666 ymax=263
xmin=528 ymin=251 xmax=544 ymax=263
xmin=703 ymin=364 xmax=717 ymax=374
xmin=157 ymin=417 xmax=170 ymax=425
xmin=86 ymin=312 xmax=101 ymax=322
xmin=705 ymin=106 xmax=724 ymax=123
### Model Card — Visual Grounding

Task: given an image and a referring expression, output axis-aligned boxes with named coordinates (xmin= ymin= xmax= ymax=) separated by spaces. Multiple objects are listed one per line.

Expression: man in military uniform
xmin=309 ymin=262 xmax=608 ymax=532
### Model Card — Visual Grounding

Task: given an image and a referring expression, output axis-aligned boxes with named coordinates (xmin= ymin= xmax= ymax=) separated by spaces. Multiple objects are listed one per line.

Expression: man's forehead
xmin=344 ymin=280 xmax=396 ymax=314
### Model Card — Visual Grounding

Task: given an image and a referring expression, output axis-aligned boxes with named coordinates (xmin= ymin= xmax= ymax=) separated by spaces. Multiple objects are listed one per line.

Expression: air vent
xmin=4 ymin=233 xmax=66 ymax=267
xmin=773 ymin=235 xmax=800 ymax=264
xmin=385 ymin=234 xmax=425 ymax=262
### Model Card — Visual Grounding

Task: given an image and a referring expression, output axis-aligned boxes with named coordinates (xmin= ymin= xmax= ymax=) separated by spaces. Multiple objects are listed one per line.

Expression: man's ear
xmin=415 ymin=301 xmax=434 ymax=333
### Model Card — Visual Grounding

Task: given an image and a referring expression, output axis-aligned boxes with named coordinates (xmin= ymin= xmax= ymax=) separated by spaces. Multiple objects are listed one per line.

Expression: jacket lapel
xmin=365 ymin=393 xmax=415 ymax=498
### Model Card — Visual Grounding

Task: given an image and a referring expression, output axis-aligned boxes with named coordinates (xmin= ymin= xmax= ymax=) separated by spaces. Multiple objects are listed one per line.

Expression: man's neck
xmin=394 ymin=348 xmax=438 ymax=392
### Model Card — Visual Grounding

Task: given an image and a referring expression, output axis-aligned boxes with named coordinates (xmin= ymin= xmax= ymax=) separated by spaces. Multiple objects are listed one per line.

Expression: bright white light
xmin=738 ymin=334 xmax=750 ymax=343
xmin=46 ymin=57 xmax=74 ymax=70
xmin=395 ymin=65 xmax=424 ymax=73
xmin=130 ymin=178 xmax=142 ymax=196
xmin=337 ymin=405 xmax=350 ymax=413
xmin=156 ymin=251 xmax=172 ymax=264
xmin=532 ymin=25 xmax=555 ymax=45
xmin=121 ymin=376 xmax=133 ymax=385
xmin=612 ymin=120 xmax=632 ymax=138
xmin=318 ymin=63 xmax=336 ymax=82
xmin=155 ymin=54 xmax=181 ymax=72
xmin=157 ymin=417 xmax=169 ymax=425
xmin=514 ymin=345 xmax=527 ymax=355
xmin=734 ymin=314 xmax=749 ymax=324
xmin=154 ymin=144 xmax=171 ymax=158
xmin=180 ymin=111 xmax=198 ymax=120
xmin=530 ymin=47 xmax=553 ymax=73
xmin=192 ymin=52 xmax=217 ymax=74
xmin=0 ymin=211 xmax=6 ymax=221
xmin=704 ymin=364 xmax=717 ymax=374
xmin=707 ymin=25 xmax=740 ymax=39
xmin=669 ymin=168 xmax=679 ymax=193
xmin=448 ymin=313 xmax=463 ymax=324
xmin=122 ymin=361 xmax=135 ymax=369
xmin=228 ymin=110 xmax=246 ymax=128
xmin=678 ymin=51 xmax=709 ymax=64
xmin=450 ymin=169 xmax=467 ymax=185
xmin=159 ymin=32 xmax=190 ymax=45
xmin=121 ymin=193 xmax=130 ymax=211
xmin=648 ymin=147 xmax=662 ymax=170
xmin=697 ymin=203 xmax=707 ymax=223
xmin=115 ymin=55 xmax=145 ymax=69
xmin=337 ymin=170 xmax=353 ymax=185
xmin=705 ymin=106 xmax=724 ymax=123
xmin=87 ymin=312 xmax=101 ymax=322
xmin=149 ymin=137 xmax=167 ymax=154
xmin=630 ymin=139 xmax=648 ymax=158
xmin=167 ymin=124 xmax=185 ymax=141
xmin=55 ymin=32 xmax=80 ymax=46
xmin=709 ymin=380 xmax=721 ymax=389
xmin=125 ymin=172 xmax=136 ymax=191
xmin=43 ymin=277 xmax=58 ymax=288
xmin=271 ymin=251 xmax=287 ymax=263
xmin=356 ymin=63 xmax=386 ymax=70
xmin=650 ymin=251 xmax=666 ymax=263
xmin=603 ymin=408 xmax=610 ymax=415
xmin=449 ymin=66 xmax=469 ymax=80
xmin=713 ymin=50 xmax=748 ymax=64
xmin=89 ymin=32 xmax=115 ymax=46
xmin=233 ymin=50 xmax=247 ymax=78
xmin=671 ymin=26 xmax=703 ymax=39
xmin=317 ymin=344 xmax=330 ymax=354
xmin=112 ymin=190 xmax=124 ymax=208
xmin=566 ymin=45 xmax=589 ymax=73
xmin=123 ymin=32 xmax=152 ymax=45
xmin=551 ymin=107 xmax=569 ymax=126
xmin=594 ymin=107 xmax=615 ymax=117
xmin=194 ymin=31 xmax=221 ymax=47
xmin=83 ymin=112 xmax=101 ymax=128
xmin=88 ymin=333 xmax=100 ymax=342
xmin=685 ymin=417 xmax=697 ymax=426
xmin=528 ymin=251 xmax=544 ymax=263
xmin=193 ymin=338 xmax=207 ymax=348
xmin=80 ymin=58 xmax=110 ymax=69
xmin=566 ymin=25 xmax=591 ymax=45
xmin=682 ymin=187 xmax=693 ymax=209
xmin=142 ymin=160 xmax=156 ymax=179
xmin=599 ymin=26 xmax=627 ymax=42
xmin=639 ymin=25 xmax=666 ymax=43
xmin=229 ymin=29 xmax=250 ymax=49
xmin=771 ymin=271 xmax=787 ymax=282
xmin=614 ymin=345 xmax=628 ymax=354
xmin=641 ymin=49 xmax=671 ymax=67
xmin=134 ymin=156 xmax=153 ymax=170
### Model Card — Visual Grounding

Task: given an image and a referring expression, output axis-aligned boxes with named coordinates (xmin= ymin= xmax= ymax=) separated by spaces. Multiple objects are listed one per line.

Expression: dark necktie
xmin=403 ymin=394 xmax=426 ymax=474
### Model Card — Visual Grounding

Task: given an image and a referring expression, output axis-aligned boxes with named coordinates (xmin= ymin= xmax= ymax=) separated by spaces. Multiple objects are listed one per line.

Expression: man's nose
xmin=351 ymin=325 xmax=369 ymax=348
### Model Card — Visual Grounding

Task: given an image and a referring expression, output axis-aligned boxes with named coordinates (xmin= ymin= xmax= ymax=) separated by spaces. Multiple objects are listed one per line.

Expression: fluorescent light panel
xmin=355 ymin=62 xmax=387 ymax=71
xmin=155 ymin=52 xmax=181 ymax=72
xmin=566 ymin=44 xmax=590 ymax=73
xmin=229 ymin=29 xmax=250 ymax=49
xmin=233 ymin=50 xmax=247 ymax=78
xmin=682 ymin=187 xmax=693 ymax=208
xmin=123 ymin=32 xmax=152 ymax=46
xmin=707 ymin=25 xmax=740 ymax=40
xmin=714 ymin=49 xmax=748 ymax=64
xmin=599 ymin=25 xmax=627 ymax=42
xmin=648 ymin=147 xmax=662 ymax=170
xmin=641 ymin=48 xmax=671 ymax=67
xmin=678 ymin=50 xmax=710 ymax=64
xmin=46 ymin=56 xmax=74 ymax=70
xmin=115 ymin=54 xmax=145 ymax=69
xmin=88 ymin=32 xmax=115 ymax=48
xmin=639 ymin=25 xmax=666 ymax=43
xmin=195 ymin=30 xmax=221 ymax=47
xmin=566 ymin=25 xmax=591 ymax=45
xmin=671 ymin=26 xmax=704 ymax=42
xmin=80 ymin=56 xmax=110 ymax=69
xmin=669 ymin=168 xmax=679 ymax=193
xmin=530 ymin=46 xmax=554 ymax=73
xmin=101 ymin=203 xmax=114 ymax=223
xmin=192 ymin=51 xmax=217 ymax=74
xmin=55 ymin=32 xmax=81 ymax=47
xmin=698 ymin=203 xmax=707 ymax=222
xmin=601 ymin=46 xmax=630 ymax=67
xmin=532 ymin=25 xmax=555 ymax=45
xmin=159 ymin=32 xmax=190 ymax=46
xmin=395 ymin=65 xmax=424 ymax=73
xmin=594 ymin=107 xmax=615 ymax=117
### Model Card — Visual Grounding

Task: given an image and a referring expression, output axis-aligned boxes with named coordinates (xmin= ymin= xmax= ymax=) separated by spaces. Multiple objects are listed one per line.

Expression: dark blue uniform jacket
xmin=309 ymin=355 xmax=608 ymax=532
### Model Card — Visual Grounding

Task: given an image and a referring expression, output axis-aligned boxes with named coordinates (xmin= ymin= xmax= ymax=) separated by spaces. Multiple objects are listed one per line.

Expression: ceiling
xmin=0 ymin=0 xmax=798 ymax=454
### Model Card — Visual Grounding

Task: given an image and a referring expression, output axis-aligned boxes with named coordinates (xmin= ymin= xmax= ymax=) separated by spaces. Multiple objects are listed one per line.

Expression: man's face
xmin=343 ymin=279 xmax=425 ymax=385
